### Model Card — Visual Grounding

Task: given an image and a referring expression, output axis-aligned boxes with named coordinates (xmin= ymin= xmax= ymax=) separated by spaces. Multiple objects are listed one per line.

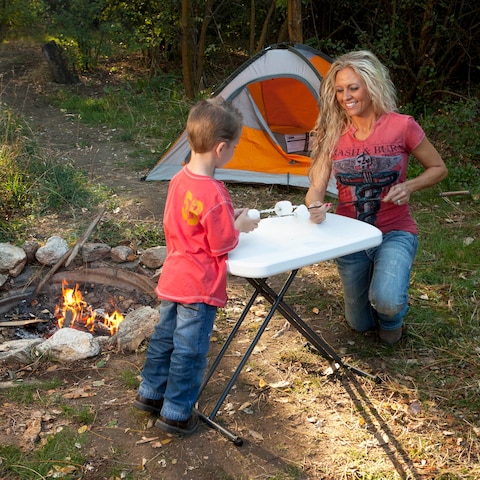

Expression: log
xmin=42 ymin=40 xmax=79 ymax=85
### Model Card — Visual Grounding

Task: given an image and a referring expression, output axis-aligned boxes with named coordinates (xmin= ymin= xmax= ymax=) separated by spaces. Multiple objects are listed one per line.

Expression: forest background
xmin=1 ymin=0 xmax=480 ymax=103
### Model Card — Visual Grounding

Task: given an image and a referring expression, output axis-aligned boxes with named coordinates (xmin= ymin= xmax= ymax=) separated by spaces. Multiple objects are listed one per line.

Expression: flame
xmin=54 ymin=280 xmax=124 ymax=335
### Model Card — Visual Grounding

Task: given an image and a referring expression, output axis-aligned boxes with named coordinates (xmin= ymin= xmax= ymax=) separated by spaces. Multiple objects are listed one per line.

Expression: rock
xmin=34 ymin=328 xmax=100 ymax=361
xmin=0 ymin=242 xmax=27 ymax=276
xmin=35 ymin=236 xmax=69 ymax=266
xmin=139 ymin=246 xmax=167 ymax=269
xmin=110 ymin=305 xmax=160 ymax=352
xmin=110 ymin=245 xmax=136 ymax=263
xmin=0 ymin=338 xmax=44 ymax=363
xmin=82 ymin=242 xmax=112 ymax=263
xmin=22 ymin=240 xmax=40 ymax=263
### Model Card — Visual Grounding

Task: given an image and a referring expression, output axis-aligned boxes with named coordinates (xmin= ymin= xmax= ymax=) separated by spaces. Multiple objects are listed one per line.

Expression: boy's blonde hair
xmin=187 ymin=97 xmax=243 ymax=153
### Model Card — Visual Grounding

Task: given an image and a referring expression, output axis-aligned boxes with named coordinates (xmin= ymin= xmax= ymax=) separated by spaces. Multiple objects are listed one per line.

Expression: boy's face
xmin=216 ymin=138 xmax=239 ymax=168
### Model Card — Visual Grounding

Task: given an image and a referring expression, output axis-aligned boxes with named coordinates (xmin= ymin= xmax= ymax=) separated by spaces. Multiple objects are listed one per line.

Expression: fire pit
xmin=0 ymin=267 xmax=158 ymax=342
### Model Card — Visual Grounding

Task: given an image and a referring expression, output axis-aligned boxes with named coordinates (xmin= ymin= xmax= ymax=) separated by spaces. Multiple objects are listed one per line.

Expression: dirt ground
xmin=0 ymin=43 xmax=472 ymax=480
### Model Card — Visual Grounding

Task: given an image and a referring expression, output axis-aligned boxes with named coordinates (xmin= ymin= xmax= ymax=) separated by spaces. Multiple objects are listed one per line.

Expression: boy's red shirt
xmin=155 ymin=167 xmax=240 ymax=307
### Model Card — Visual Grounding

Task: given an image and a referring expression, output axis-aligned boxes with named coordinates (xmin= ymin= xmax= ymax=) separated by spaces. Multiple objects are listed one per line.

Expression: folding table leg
xmin=249 ymin=277 xmax=381 ymax=383
xmin=197 ymin=272 xmax=298 ymax=444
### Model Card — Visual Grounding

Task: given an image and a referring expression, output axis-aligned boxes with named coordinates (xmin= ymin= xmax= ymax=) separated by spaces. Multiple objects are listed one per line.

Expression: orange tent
xmin=146 ymin=43 xmax=336 ymax=194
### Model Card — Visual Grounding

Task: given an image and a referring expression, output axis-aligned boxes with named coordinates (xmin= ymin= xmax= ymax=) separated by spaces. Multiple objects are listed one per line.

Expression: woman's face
xmin=334 ymin=67 xmax=373 ymax=118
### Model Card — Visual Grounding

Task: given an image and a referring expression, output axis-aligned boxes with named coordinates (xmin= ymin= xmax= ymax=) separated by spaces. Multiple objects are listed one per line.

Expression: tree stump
xmin=41 ymin=40 xmax=79 ymax=84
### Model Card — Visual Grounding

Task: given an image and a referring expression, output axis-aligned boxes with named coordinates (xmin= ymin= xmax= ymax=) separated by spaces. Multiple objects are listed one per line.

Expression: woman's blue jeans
xmin=138 ymin=300 xmax=217 ymax=421
xmin=335 ymin=230 xmax=418 ymax=332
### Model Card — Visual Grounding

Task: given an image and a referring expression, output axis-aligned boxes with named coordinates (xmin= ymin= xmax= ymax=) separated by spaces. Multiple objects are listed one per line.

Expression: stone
xmin=0 ymin=338 xmax=44 ymax=363
xmin=35 ymin=236 xmax=69 ymax=266
xmin=110 ymin=305 xmax=160 ymax=352
xmin=22 ymin=240 xmax=40 ymax=263
xmin=82 ymin=243 xmax=112 ymax=263
xmin=0 ymin=242 xmax=27 ymax=276
xmin=139 ymin=246 xmax=167 ymax=269
xmin=110 ymin=245 xmax=136 ymax=263
xmin=34 ymin=328 xmax=100 ymax=361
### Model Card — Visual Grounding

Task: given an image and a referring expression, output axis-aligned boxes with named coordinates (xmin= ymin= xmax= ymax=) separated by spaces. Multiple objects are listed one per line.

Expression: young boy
xmin=134 ymin=97 xmax=259 ymax=435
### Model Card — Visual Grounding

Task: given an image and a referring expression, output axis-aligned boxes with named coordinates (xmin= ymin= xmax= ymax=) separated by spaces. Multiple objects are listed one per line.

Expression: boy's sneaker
xmin=155 ymin=412 xmax=199 ymax=436
xmin=133 ymin=395 xmax=163 ymax=415
xmin=378 ymin=326 xmax=403 ymax=345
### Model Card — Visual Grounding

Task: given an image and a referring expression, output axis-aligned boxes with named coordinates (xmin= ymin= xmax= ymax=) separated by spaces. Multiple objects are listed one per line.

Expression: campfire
xmin=54 ymin=280 xmax=124 ymax=336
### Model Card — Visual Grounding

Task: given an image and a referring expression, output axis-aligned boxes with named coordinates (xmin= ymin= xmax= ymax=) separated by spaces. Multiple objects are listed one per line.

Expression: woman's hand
xmin=307 ymin=202 xmax=332 ymax=224
xmin=382 ymin=182 xmax=411 ymax=206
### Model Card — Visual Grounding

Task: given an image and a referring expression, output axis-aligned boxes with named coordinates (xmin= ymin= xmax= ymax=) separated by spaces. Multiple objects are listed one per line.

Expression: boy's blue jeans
xmin=336 ymin=230 xmax=418 ymax=332
xmin=138 ymin=300 xmax=217 ymax=421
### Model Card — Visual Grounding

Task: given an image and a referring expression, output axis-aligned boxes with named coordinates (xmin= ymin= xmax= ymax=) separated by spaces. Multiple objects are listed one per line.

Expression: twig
xmin=439 ymin=190 xmax=471 ymax=197
xmin=0 ymin=318 xmax=49 ymax=327
xmin=64 ymin=206 xmax=106 ymax=267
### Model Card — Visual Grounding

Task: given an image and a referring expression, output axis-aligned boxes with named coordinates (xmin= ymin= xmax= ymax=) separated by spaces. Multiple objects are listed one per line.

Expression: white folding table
xmin=196 ymin=213 xmax=383 ymax=444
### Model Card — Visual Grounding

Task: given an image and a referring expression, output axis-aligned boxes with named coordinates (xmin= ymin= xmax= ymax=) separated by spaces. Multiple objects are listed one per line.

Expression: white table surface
xmin=227 ymin=213 xmax=382 ymax=278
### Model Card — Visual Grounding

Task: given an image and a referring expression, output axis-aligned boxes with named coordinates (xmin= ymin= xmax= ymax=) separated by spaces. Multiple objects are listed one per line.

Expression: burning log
xmin=55 ymin=281 xmax=124 ymax=336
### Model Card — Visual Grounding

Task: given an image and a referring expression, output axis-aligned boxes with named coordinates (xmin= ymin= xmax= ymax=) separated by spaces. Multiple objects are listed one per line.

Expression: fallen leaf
xmin=408 ymin=401 xmax=422 ymax=416
xmin=269 ymin=380 xmax=290 ymax=389
xmin=249 ymin=429 xmax=264 ymax=440
xmin=238 ymin=401 xmax=252 ymax=411
xmin=135 ymin=436 xmax=159 ymax=445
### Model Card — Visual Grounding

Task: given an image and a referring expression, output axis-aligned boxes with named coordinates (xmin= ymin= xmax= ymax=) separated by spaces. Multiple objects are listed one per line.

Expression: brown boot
xmin=378 ymin=326 xmax=403 ymax=345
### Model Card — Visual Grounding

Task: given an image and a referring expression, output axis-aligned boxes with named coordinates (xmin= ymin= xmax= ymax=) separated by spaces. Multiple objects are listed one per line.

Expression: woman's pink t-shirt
xmin=332 ymin=112 xmax=425 ymax=234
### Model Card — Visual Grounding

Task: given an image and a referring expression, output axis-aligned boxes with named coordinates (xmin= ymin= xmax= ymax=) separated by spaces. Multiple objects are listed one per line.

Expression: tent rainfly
xmin=146 ymin=43 xmax=337 ymax=195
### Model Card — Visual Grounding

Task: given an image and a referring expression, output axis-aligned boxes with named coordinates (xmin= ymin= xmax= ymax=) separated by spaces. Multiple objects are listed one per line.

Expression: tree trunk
xmin=181 ymin=0 xmax=195 ymax=99
xmin=249 ymin=0 xmax=256 ymax=55
xmin=196 ymin=0 xmax=215 ymax=92
xmin=287 ymin=0 xmax=303 ymax=43
xmin=256 ymin=0 xmax=276 ymax=52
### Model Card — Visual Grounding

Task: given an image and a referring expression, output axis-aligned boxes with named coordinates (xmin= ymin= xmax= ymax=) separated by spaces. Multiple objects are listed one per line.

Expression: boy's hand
xmin=234 ymin=208 xmax=260 ymax=233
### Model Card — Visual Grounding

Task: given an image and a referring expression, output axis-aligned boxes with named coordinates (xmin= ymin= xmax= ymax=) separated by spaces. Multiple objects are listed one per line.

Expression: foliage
xmin=0 ymin=0 xmax=46 ymax=41
xmin=406 ymin=98 xmax=480 ymax=193
xmin=2 ymin=0 xmax=478 ymax=102
xmin=0 ymin=108 xmax=110 ymax=243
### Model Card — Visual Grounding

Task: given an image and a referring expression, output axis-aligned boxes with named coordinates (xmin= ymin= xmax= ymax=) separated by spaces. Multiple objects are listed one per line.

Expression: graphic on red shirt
xmin=182 ymin=190 xmax=204 ymax=225
xmin=335 ymin=153 xmax=401 ymax=225
xmin=331 ymin=112 xmax=424 ymax=235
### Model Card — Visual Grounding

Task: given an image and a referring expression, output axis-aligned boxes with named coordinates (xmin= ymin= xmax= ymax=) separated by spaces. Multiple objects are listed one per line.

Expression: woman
xmin=306 ymin=50 xmax=447 ymax=344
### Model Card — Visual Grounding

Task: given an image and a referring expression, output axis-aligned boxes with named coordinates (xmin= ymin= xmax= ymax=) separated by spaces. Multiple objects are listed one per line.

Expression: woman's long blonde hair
xmin=309 ymin=51 xmax=398 ymax=187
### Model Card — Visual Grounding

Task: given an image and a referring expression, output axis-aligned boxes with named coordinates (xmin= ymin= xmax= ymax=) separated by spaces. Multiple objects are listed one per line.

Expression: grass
xmin=0 ymin=379 xmax=89 ymax=479
xmin=50 ymin=75 xmax=190 ymax=171
xmin=0 ymin=428 xmax=88 ymax=479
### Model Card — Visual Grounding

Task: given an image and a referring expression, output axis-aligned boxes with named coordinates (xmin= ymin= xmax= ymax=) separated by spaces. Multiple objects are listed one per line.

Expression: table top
xmin=227 ymin=213 xmax=382 ymax=278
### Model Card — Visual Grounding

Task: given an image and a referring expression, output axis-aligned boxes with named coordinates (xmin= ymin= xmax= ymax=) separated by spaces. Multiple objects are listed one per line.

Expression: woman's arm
xmin=383 ymin=137 xmax=448 ymax=204
xmin=305 ymin=167 xmax=333 ymax=224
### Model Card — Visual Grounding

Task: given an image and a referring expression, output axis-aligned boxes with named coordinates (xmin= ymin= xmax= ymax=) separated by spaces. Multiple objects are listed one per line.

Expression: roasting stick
xmin=31 ymin=206 xmax=106 ymax=300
